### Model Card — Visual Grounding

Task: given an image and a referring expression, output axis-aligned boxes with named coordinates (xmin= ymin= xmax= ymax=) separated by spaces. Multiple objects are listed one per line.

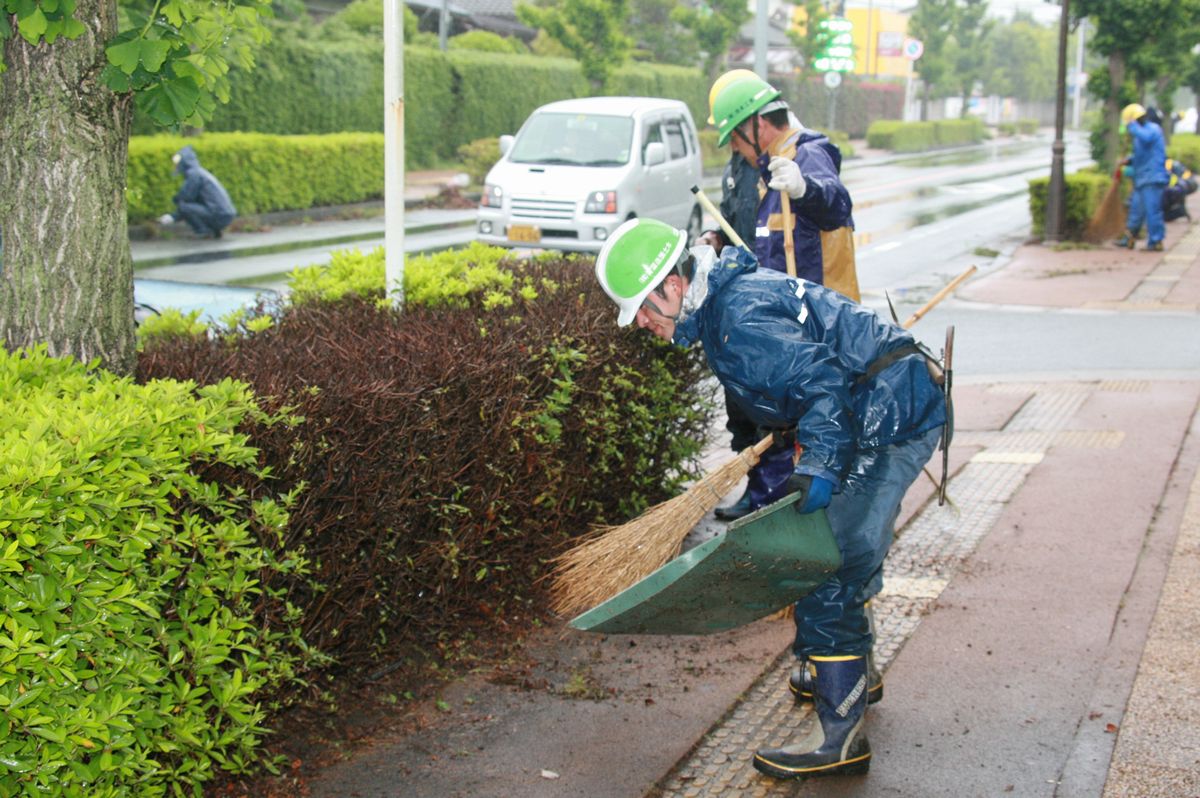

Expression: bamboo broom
xmin=1083 ymin=173 xmax=1127 ymax=244
xmin=548 ymin=434 xmax=776 ymax=617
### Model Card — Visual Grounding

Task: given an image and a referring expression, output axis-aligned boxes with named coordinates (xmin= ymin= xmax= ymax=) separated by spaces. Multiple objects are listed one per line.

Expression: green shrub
xmin=1018 ymin=118 xmax=1039 ymax=135
xmin=447 ymin=50 xmax=587 ymax=153
xmin=0 ymin=346 xmax=313 ymax=796
xmin=1028 ymin=168 xmax=1116 ymax=240
xmin=866 ymin=119 xmax=903 ymax=149
xmin=457 ymin=137 xmax=502 ymax=186
xmin=127 ymin=132 xmax=385 ymax=220
xmin=138 ymin=246 xmax=714 ymax=672
xmin=865 ymin=118 xmax=983 ymax=152
xmin=1168 ymin=133 xmax=1200 ymax=168
xmin=449 ymin=30 xmax=527 ymax=54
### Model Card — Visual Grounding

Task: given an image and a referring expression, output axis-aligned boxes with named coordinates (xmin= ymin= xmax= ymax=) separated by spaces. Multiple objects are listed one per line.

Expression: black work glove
xmin=757 ymin=426 xmax=797 ymax=449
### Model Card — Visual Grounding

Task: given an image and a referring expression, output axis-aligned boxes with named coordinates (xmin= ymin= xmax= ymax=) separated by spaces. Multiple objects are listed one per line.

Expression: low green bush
xmin=137 ymin=245 xmax=713 ymax=672
xmin=1028 ymin=168 xmax=1116 ymax=240
xmin=457 ymin=137 xmax=502 ymax=186
xmin=1168 ymin=133 xmax=1200 ymax=168
xmin=0 ymin=346 xmax=313 ymax=796
xmin=865 ymin=119 xmax=902 ymax=149
xmin=127 ymin=132 xmax=384 ymax=221
xmin=866 ymin=118 xmax=984 ymax=152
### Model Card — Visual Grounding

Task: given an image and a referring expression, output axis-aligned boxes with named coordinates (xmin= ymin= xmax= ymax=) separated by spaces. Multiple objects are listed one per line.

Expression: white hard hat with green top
xmin=595 ymin=218 xmax=688 ymax=327
xmin=711 ymin=75 xmax=783 ymax=147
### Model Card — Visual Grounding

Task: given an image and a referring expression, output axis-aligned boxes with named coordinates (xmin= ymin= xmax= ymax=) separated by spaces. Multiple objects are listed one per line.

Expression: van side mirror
xmin=499 ymin=135 xmax=514 ymax=157
xmin=644 ymin=141 xmax=666 ymax=166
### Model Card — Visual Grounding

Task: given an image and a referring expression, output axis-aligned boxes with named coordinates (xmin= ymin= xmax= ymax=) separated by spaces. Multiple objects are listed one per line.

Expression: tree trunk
xmin=1104 ymin=51 xmax=1126 ymax=170
xmin=0 ymin=0 xmax=136 ymax=374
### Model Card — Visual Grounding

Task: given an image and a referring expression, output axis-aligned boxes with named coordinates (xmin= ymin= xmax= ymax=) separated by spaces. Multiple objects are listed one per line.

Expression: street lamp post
xmin=1045 ymin=0 xmax=1070 ymax=243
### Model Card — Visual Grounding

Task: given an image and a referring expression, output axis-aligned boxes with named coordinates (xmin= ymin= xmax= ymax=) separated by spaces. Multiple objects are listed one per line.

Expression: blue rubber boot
xmin=755 ymin=656 xmax=871 ymax=779
xmin=789 ymin=652 xmax=882 ymax=705
xmin=790 ymin=602 xmax=883 ymax=705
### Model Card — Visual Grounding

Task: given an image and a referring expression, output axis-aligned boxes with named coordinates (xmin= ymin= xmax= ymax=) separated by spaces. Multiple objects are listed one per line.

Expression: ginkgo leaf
xmin=17 ymin=6 xmax=48 ymax=44
xmin=106 ymin=39 xmax=142 ymax=74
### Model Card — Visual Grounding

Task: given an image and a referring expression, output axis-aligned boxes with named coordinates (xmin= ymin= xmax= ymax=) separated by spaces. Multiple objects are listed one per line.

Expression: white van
xmin=476 ymin=96 xmax=704 ymax=253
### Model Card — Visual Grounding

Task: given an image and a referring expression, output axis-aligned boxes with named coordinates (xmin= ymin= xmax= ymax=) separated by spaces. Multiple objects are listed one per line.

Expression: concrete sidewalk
xmin=299 ymin=221 xmax=1200 ymax=798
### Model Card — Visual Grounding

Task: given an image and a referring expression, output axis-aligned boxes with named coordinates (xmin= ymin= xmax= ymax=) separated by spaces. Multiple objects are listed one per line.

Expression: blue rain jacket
xmin=173 ymin=146 xmax=237 ymax=218
xmin=674 ymin=247 xmax=945 ymax=489
xmin=1128 ymin=120 xmax=1169 ymax=188
xmin=753 ymin=128 xmax=853 ymax=284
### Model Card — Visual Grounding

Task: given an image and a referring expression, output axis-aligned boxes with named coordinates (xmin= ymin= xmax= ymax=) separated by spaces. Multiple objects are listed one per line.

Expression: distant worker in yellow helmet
xmin=702 ymin=71 xmax=860 ymax=523
xmin=1115 ymin=102 xmax=1170 ymax=252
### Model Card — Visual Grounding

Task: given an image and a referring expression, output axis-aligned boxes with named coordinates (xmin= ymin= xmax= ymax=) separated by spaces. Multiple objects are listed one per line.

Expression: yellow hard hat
xmin=1120 ymin=103 xmax=1146 ymax=126
xmin=708 ymin=69 xmax=761 ymax=125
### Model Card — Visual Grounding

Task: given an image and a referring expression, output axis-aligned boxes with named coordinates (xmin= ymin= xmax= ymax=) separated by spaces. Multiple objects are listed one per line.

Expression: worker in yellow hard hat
xmin=1115 ymin=103 xmax=1170 ymax=251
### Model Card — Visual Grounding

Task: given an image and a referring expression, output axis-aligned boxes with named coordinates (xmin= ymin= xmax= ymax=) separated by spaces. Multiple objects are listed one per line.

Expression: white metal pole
xmin=1072 ymin=18 xmax=1086 ymax=129
xmin=384 ymin=0 xmax=405 ymax=308
xmin=755 ymin=0 xmax=768 ymax=78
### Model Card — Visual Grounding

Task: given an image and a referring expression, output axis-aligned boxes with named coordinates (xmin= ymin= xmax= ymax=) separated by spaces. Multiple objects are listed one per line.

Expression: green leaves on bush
xmin=1028 ymin=169 xmax=1118 ymax=241
xmin=0 ymin=347 xmax=313 ymax=796
xmin=866 ymin=118 xmax=985 ymax=152
xmin=139 ymin=247 xmax=713 ymax=673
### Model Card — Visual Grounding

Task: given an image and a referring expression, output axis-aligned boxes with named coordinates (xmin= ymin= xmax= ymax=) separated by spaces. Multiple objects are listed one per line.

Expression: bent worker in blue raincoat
xmin=594 ymin=217 xmax=946 ymax=781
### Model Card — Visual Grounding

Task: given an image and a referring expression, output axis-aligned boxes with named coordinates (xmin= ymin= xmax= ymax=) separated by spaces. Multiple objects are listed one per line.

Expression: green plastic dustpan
xmin=569 ymin=492 xmax=841 ymax=635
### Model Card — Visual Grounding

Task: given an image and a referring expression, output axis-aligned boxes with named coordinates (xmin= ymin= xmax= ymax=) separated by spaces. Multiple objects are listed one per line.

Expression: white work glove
xmin=158 ymin=213 xmax=175 ymax=225
xmin=767 ymin=156 xmax=806 ymax=200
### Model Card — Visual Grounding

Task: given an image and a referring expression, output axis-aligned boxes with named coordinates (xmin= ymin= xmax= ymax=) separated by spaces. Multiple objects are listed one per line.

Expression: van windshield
xmin=510 ymin=113 xmax=633 ymax=166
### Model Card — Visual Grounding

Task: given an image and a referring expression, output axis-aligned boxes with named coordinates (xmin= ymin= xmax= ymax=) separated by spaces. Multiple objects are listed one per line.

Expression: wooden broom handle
xmin=779 ymin=191 xmax=797 ymax=277
xmin=902 ymin=265 xmax=977 ymax=329
xmin=691 ymin=186 xmax=748 ymax=250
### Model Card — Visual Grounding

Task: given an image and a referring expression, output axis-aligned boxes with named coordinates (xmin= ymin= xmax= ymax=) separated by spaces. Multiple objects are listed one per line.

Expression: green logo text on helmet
xmin=595 ymin=218 xmax=688 ymax=327
xmin=711 ymin=75 xmax=782 ymax=147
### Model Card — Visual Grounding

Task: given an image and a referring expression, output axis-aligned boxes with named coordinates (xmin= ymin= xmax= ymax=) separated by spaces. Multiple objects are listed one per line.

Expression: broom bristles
xmin=1083 ymin=179 xmax=1127 ymax=243
xmin=548 ymin=437 xmax=773 ymax=618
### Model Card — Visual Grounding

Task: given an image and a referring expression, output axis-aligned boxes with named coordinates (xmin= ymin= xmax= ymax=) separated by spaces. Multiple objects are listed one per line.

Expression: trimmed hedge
xmin=866 ymin=118 xmax=986 ymax=152
xmin=137 ymin=245 xmax=713 ymax=671
xmin=127 ymin=132 xmax=384 ymax=221
xmin=175 ymin=40 xmax=713 ymax=167
xmin=449 ymin=51 xmax=587 ymax=151
xmin=1028 ymin=168 xmax=1117 ymax=240
xmin=1168 ymin=133 xmax=1200 ymax=168
xmin=0 ymin=346 xmax=312 ymax=796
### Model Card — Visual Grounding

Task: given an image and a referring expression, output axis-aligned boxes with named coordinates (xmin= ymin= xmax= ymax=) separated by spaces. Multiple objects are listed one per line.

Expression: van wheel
xmin=686 ymin=205 xmax=703 ymax=245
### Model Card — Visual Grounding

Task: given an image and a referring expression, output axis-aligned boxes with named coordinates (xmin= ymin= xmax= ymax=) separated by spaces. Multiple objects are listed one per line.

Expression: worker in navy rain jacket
xmin=1115 ymin=103 xmax=1170 ymax=252
xmin=703 ymin=73 xmax=853 ymax=285
xmin=159 ymin=145 xmax=237 ymax=239
xmin=700 ymin=72 xmax=857 ymax=523
xmin=594 ymin=218 xmax=947 ymax=781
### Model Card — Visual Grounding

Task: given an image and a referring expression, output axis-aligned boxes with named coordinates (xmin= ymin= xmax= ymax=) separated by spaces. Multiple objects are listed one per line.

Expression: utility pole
xmin=1072 ymin=18 xmax=1086 ymax=129
xmin=384 ymin=0 xmax=406 ymax=307
xmin=755 ymin=0 xmax=768 ymax=78
xmin=1044 ymin=0 xmax=1070 ymax=243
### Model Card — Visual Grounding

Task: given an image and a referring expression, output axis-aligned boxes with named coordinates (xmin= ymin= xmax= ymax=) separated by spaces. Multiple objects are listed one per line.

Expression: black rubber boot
xmin=755 ymin=656 xmax=871 ymax=780
xmin=714 ymin=489 xmax=753 ymax=521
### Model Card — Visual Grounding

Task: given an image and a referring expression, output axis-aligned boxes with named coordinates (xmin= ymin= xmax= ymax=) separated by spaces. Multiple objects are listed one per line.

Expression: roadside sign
xmin=823 ymin=71 xmax=842 ymax=90
xmin=903 ymin=37 xmax=924 ymax=61
xmin=813 ymin=17 xmax=856 ymax=73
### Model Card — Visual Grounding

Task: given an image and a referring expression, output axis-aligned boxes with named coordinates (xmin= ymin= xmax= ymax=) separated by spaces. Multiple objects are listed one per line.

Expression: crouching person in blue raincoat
xmin=594 ymin=217 xmax=946 ymax=781
xmin=159 ymin=145 xmax=237 ymax=239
